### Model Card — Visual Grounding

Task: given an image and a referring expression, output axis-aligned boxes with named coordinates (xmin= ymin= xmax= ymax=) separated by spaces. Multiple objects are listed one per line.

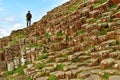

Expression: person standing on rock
xmin=26 ymin=11 xmax=32 ymax=26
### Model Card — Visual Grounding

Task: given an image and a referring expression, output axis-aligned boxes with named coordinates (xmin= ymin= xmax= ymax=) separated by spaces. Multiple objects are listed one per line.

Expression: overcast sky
xmin=0 ymin=0 xmax=69 ymax=38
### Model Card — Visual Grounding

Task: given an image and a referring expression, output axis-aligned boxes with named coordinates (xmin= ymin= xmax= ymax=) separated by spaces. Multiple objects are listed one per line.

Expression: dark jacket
xmin=26 ymin=13 xmax=32 ymax=21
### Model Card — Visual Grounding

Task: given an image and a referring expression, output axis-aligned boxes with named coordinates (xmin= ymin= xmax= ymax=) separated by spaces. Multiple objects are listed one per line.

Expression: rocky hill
xmin=0 ymin=0 xmax=120 ymax=80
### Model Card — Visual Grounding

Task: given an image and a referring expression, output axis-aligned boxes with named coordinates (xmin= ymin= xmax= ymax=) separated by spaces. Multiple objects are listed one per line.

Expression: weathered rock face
xmin=7 ymin=61 xmax=14 ymax=71
xmin=0 ymin=0 xmax=120 ymax=79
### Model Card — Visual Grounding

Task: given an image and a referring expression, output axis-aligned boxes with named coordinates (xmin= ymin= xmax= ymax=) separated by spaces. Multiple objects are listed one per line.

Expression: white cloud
xmin=0 ymin=23 xmax=24 ymax=38
xmin=0 ymin=29 xmax=9 ymax=38
xmin=4 ymin=16 xmax=14 ymax=22
xmin=12 ymin=23 xmax=23 ymax=30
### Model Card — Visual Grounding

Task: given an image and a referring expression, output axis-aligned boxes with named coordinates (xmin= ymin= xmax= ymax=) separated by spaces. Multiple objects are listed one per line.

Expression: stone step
xmin=50 ymin=71 xmax=65 ymax=79
xmin=100 ymin=58 xmax=115 ymax=68
xmin=77 ymin=71 xmax=91 ymax=78
xmin=85 ymin=74 xmax=101 ymax=80
xmin=55 ymin=57 xmax=67 ymax=62
xmin=36 ymin=76 xmax=49 ymax=80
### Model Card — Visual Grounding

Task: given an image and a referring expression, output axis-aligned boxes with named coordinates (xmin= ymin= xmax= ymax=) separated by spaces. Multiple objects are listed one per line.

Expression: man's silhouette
xmin=26 ymin=11 xmax=32 ymax=26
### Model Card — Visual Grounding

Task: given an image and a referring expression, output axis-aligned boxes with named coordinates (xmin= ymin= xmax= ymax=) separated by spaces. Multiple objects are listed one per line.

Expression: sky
xmin=0 ymin=0 xmax=69 ymax=38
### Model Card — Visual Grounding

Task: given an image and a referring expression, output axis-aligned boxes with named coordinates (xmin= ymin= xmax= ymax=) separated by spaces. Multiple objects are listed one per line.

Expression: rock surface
xmin=0 ymin=0 xmax=120 ymax=80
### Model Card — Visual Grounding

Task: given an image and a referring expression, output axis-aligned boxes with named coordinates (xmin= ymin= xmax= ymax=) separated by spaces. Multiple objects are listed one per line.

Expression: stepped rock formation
xmin=0 ymin=0 xmax=120 ymax=80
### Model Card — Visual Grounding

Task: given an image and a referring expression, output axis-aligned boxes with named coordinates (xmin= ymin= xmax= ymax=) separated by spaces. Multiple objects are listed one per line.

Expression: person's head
xmin=28 ymin=11 xmax=30 ymax=13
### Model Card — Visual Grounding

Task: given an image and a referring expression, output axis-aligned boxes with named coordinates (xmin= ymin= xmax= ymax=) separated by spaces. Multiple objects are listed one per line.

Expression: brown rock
xmin=78 ymin=55 xmax=90 ymax=61
xmin=89 ymin=10 xmax=100 ymax=18
xmin=109 ymin=75 xmax=120 ymax=80
xmin=100 ymin=58 xmax=115 ymax=68
xmin=50 ymin=71 xmax=65 ymax=79
xmin=107 ymin=31 xmax=115 ymax=39
xmin=85 ymin=74 xmax=101 ymax=80
xmin=88 ymin=58 xmax=99 ymax=66
xmin=112 ymin=0 xmax=120 ymax=4
xmin=55 ymin=57 xmax=66 ymax=62
xmin=113 ymin=12 xmax=120 ymax=18
xmin=36 ymin=76 xmax=49 ymax=80
xmin=98 ymin=35 xmax=108 ymax=43
xmin=65 ymin=70 xmax=72 ymax=78
xmin=81 ymin=9 xmax=89 ymax=17
xmin=77 ymin=71 xmax=91 ymax=78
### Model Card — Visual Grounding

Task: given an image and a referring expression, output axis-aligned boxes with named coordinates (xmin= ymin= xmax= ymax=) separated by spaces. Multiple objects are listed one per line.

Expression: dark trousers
xmin=27 ymin=20 xmax=31 ymax=27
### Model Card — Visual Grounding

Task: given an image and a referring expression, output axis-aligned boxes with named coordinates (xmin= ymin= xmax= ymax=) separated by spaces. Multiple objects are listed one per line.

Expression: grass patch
xmin=56 ymin=32 xmax=64 ymax=37
xmin=84 ymin=46 xmax=95 ymax=51
xmin=36 ymin=62 xmax=46 ymax=69
xmin=76 ymin=29 xmax=83 ymax=35
xmin=71 ymin=58 xmax=80 ymax=62
xmin=0 ymin=47 xmax=4 ymax=53
xmin=56 ymin=64 xmax=65 ymax=70
xmin=110 ymin=4 xmax=117 ymax=8
xmin=93 ymin=0 xmax=107 ymax=8
xmin=27 ymin=43 xmax=43 ymax=48
xmin=26 ymin=77 xmax=32 ymax=80
xmin=42 ymin=46 xmax=47 ymax=53
xmin=61 ymin=54 xmax=68 ymax=58
xmin=116 ymin=40 xmax=120 ymax=45
xmin=49 ymin=75 xmax=56 ymax=80
xmin=67 ymin=6 xmax=79 ymax=14
xmin=40 ymin=71 xmax=49 ymax=76
xmin=4 ymin=66 xmax=24 ymax=77
xmin=15 ymin=34 xmax=25 ymax=40
xmin=38 ymin=53 xmax=48 ymax=60
xmin=23 ymin=61 xmax=32 ymax=68
xmin=10 ymin=39 xmax=18 ymax=47
xmin=14 ymin=66 xmax=24 ymax=75
xmin=44 ymin=33 xmax=51 ymax=38
xmin=102 ymin=73 xmax=110 ymax=79
xmin=98 ymin=28 xmax=109 ymax=35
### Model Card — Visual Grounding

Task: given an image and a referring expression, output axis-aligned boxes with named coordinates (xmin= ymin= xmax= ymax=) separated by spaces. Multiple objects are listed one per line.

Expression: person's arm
xmin=31 ymin=14 xmax=32 ymax=18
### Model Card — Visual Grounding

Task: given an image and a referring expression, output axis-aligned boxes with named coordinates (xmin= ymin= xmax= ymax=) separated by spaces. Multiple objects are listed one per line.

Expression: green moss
xmin=26 ymin=77 xmax=32 ymax=80
xmin=116 ymin=40 xmax=120 ymax=45
xmin=15 ymin=34 xmax=25 ymax=40
xmin=76 ymin=29 xmax=83 ymax=35
xmin=4 ymin=66 xmax=24 ymax=77
xmin=44 ymin=33 xmax=51 ymax=38
xmin=102 ymin=73 xmax=110 ymax=79
xmin=56 ymin=32 xmax=64 ymax=37
xmin=40 ymin=71 xmax=49 ymax=76
xmin=84 ymin=46 xmax=95 ymax=51
xmin=71 ymin=58 xmax=80 ymax=62
xmin=23 ymin=61 xmax=32 ymax=68
xmin=27 ymin=43 xmax=43 ymax=48
xmin=14 ymin=66 xmax=24 ymax=75
xmin=98 ymin=28 xmax=109 ymax=35
xmin=4 ymin=71 xmax=14 ymax=76
xmin=0 ymin=47 xmax=4 ymax=53
xmin=56 ymin=64 xmax=65 ymax=70
xmin=93 ymin=0 xmax=107 ymax=8
xmin=49 ymin=75 xmax=56 ymax=80
xmin=36 ymin=62 xmax=46 ymax=69
xmin=67 ymin=6 xmax=79 ymax=14
xmin=38 ymin=53 xmax=48 ymax=60
xmin=42 ymin=47 xmax=47 ymax=53
xmin=110 ymin=3 xmax=117 ymax=8
xmin=10 ymin=39 xmax=18 ymax=47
